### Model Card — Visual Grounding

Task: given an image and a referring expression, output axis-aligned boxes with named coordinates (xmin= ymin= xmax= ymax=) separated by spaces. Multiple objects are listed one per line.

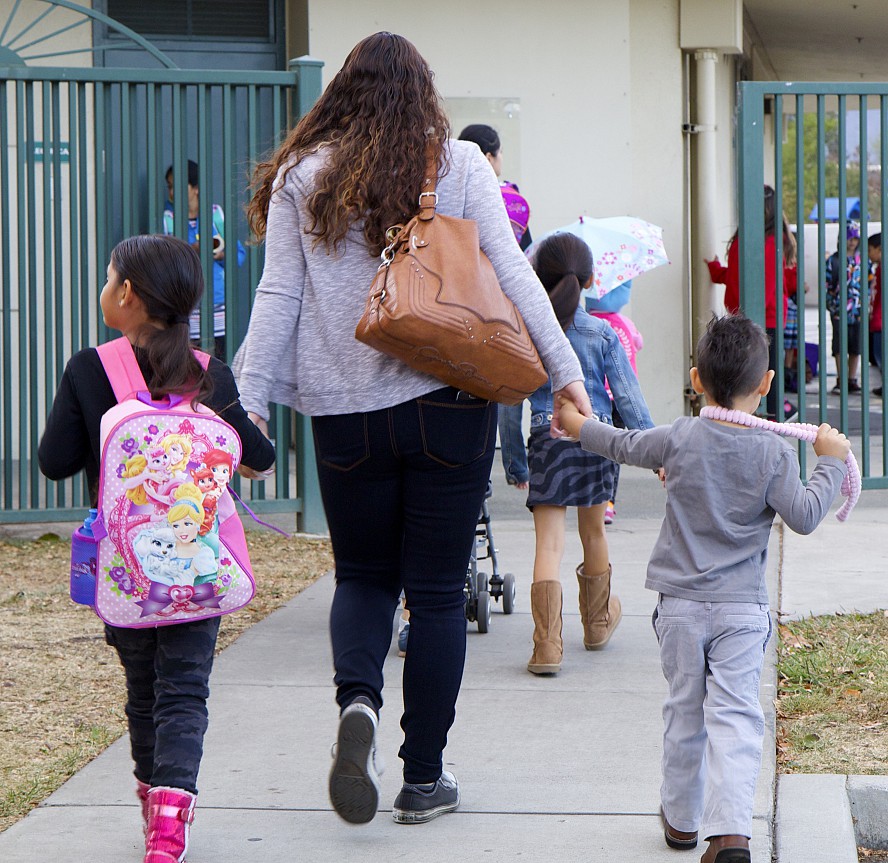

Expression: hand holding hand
xmin=551 ymin=382 xmax=592 ymax=439
xmin=555 ymin=393 xmax=591 ymax=441
xmin=813 ymin=423 xmax=850 ymax=460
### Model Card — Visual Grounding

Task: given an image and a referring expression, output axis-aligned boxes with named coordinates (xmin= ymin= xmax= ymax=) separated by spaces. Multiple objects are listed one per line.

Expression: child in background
xmin=524 ymin=233 xmax=653 ymax=675
xmin=867 ymin=233 xmax=883 ymax=396
xmin=559 ymin=314 xmax=849 ymax=863
xmin=586 ymin=281 xmax=644 ymax=524
xmin=706 ymin=184 xmax=798 ymax=419
xmin=825 ymin=222 xmax=863 ymax=393
xmin=38 ymin=235 xmax=275 ymax=863
xmin=163 ymin=159 xmax=246 ymax=360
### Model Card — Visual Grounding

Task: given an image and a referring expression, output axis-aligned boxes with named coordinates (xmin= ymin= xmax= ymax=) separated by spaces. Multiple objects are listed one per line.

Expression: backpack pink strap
xmin=96 ymin=337 xmax=212 ymax=403
xmin=96 ymin=338 xmax=148 ymax=402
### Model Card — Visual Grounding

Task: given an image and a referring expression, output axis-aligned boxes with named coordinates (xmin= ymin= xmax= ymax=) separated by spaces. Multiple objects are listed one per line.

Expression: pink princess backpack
xmin=90 ymin=338 xmax=255 ymax=627
xmin=500 ymin=182 xmax=531 ymax=244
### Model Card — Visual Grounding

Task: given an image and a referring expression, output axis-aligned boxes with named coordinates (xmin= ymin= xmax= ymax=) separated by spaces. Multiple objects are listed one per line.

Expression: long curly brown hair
xmin=247 ymin=32 xmax=451 ymax=256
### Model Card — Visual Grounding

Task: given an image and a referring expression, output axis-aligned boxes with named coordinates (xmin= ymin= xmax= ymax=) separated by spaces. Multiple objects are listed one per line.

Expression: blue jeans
xmin=652 ymin=595 xmax=772 ymax=839
xmin=105 ymin=617 xmax=220 ymax=794
xmin=497 ymin=401 xmax=528 ymax=485
xmin=312 ymin=387 xmax=497 ymax=784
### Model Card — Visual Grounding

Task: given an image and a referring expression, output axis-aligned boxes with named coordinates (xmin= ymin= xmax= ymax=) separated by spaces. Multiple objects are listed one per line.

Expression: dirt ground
xmin=0 ymin=530 xmax=332 ymax=833
xmin=776 ymin=612 xmax=888 ymax=776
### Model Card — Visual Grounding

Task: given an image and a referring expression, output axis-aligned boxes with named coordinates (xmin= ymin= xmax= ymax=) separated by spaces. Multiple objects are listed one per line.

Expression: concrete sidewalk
xmin=0 ymin=468 xmax=884 ymax=862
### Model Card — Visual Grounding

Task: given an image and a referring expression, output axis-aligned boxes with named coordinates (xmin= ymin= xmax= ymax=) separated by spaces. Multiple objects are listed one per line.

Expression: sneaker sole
xmin=329 ymin=708 xmax=379 ymax=824
xmin=391 ymin=793 xmax=460 ymax=824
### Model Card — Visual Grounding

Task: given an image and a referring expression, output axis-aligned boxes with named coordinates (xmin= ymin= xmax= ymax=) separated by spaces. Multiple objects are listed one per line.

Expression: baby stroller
xmin=465 ymin=481 xmax=516 ymax=633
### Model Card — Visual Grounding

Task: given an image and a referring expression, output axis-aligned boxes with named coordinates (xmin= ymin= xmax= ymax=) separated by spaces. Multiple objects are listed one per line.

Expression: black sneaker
xmin=874 ymin=387 xmax=883 ymax=397
xmin=392 ymin=770 xmax=460 ymax=824
xmin=848 ymin=379 xmax=862 ymax=393
xmin=329 ymin=697 xmax=380 ymax=824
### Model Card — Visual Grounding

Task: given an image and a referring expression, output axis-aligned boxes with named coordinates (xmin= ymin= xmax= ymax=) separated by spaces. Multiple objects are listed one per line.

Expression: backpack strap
xmin=96 ymin=338 xmax=148 ymax=402
xmin=96 ymin=337 xmax=212 ymax=404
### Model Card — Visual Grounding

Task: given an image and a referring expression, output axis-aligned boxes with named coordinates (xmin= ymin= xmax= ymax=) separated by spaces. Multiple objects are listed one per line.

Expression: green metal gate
xmin=738 ymin=82 xmax=888 ymax=489
xmin=0 ymin=58 xmax=326 ymax=526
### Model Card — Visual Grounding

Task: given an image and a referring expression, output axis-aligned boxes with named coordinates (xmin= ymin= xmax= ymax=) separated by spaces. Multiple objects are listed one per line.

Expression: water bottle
xmin=70 ymin=509 xmax=98 ymax=605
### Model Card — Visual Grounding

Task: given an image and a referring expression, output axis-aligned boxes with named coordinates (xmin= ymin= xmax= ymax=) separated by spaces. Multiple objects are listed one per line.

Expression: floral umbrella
xmin=550 ymin=216 xmax=670 ymax=299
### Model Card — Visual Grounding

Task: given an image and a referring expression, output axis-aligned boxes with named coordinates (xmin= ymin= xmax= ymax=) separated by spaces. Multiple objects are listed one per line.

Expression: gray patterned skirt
xmin=525 ymin=426 xmax=617 ymax=509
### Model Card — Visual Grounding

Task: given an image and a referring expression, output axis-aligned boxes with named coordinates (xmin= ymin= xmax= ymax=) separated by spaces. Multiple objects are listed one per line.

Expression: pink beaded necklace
xmin=699 ymin=406 xmax=861 ymax=522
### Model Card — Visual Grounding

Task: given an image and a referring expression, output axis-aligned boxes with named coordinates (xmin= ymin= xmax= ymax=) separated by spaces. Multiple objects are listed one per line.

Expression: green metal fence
xmin=738 ymin=82 xmax=888 ymax=488
xmin=0 ymin=59 xmax=327 ymax=526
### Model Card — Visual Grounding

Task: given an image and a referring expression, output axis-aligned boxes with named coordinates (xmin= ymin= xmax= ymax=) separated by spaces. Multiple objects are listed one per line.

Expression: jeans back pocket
xmin=417 ymin=388 xmax=495 ymax=467
xmin=313 ymin=413 xmax=371 ymax=472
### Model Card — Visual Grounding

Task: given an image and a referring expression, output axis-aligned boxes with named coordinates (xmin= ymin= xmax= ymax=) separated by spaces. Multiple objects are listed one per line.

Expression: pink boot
xmin=144 ymin=786 xmax=196 ymax=863
xmin=136 ymin=780 xmax=151 ymax=834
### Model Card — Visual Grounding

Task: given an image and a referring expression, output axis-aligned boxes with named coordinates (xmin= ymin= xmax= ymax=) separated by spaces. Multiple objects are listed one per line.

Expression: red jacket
xmin=870 ymin=263 xmax=882 ymax=333
xmin=708 ymin=235 xmax=796 ymax=329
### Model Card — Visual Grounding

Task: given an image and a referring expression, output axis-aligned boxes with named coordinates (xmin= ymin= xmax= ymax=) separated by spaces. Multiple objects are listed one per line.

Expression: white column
xmin=693 ymin=49 xmax=720 ymax=346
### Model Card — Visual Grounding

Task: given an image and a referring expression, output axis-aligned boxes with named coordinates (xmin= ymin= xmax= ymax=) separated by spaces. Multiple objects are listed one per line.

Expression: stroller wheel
xmin=476 ymin=591 xmax=491 ymax=633
xmin=502 ymin=573 xmax=516 ymax=615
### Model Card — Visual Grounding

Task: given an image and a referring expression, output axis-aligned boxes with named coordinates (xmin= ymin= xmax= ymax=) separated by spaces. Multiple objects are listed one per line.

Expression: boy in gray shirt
xmin=559 ymin=314 xmax=850 ymax=863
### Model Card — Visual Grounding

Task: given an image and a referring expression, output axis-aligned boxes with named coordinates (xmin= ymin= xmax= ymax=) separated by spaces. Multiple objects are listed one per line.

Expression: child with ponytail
xmin=524 ymin=232 xmax=654 ymax=675
xmin=38 ymin=234 xmax=275 ymax=862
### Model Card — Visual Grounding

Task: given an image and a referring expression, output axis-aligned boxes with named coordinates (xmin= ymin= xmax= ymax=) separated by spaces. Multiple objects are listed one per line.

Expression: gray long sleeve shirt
xmin=579 ymin=416 xmax=847 ymax=603
xmin=234 ymin=140 xmax=582 ymax=418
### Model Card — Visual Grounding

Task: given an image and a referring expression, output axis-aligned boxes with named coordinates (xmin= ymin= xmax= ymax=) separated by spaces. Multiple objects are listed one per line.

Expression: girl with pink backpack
xmin=39 ymin=234 xmax=275 ymax=862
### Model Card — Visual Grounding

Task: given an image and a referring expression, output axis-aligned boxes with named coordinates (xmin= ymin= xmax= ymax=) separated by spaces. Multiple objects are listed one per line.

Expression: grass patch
xmin=0 ymin=530 xmax=332 ymax=833
xmin=777 ymin=610 xmax=888 ymax=774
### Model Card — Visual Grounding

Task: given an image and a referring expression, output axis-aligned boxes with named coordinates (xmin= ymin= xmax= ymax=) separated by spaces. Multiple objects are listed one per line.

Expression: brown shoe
xmin=659 ymin=807 xmax=697 ymax=849
xmin=700 ymin=835 xmax=750 ymax=863
xmin=527 ymin=580 xmax=563 ymax=674
xmin=576 ymin=564 xmax=621 ymax=650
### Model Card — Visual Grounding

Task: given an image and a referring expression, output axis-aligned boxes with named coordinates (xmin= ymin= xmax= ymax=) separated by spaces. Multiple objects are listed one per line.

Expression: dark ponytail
xmin=110 ymin=235 xmax=213 ymax=406
xmin=533 ymin=233 xmax=594 ymax=331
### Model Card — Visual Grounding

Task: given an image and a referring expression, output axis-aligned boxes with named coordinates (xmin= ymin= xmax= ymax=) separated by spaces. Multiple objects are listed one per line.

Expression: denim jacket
xmin=498 ymin=306 xmax=654 ymax=483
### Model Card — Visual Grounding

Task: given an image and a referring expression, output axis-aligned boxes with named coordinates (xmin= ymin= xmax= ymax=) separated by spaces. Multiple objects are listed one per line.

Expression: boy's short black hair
xmin=696 ymin=314 xmax=770 ymax=409
xmin=868 ymin=232 xmax=882 ymax=249
xmin=164 ymin=159 xmax=200 ymax=188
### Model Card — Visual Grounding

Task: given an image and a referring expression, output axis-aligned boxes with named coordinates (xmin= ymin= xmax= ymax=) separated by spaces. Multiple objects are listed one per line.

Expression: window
xmin=106 ymin=0 xmax=272 ymax=40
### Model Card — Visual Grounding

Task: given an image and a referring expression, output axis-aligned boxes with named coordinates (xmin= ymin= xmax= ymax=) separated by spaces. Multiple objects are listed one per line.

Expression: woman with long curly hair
xmin=235 ymin=32 xmax=591 ymax=826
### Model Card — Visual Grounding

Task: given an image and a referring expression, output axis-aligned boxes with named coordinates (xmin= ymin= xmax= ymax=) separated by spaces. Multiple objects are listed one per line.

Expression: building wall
xmin=2 ymin=2 xmax=101 ymax=460
xmin=304 ymin=0 xmax=688 ymax=422
xmin=2 ymin=1 xmax=765 ymax=427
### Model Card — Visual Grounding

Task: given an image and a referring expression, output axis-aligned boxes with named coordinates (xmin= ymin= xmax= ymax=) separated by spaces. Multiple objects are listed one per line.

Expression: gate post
xmin=737 ymin=82 xmax=766 ymax=329
xmin=289 ymin=55 xmax=323 ymax=121
xmin=287 ymin=54 xmax=326 ymax=535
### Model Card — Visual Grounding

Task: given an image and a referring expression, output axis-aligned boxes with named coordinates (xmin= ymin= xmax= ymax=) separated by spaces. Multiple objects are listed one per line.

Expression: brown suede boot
xmin=576 ymin=564 xmax=622 ymax=650
xmin=527 ymin=580 xmax=563 ymax=674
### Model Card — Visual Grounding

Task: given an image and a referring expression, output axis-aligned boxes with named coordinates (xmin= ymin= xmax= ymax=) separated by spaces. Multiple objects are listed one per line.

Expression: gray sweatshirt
xmin=579 ymin=416 xmax=847 ymax=603
xmin=234 ymin=140 xmax=582 ymax=418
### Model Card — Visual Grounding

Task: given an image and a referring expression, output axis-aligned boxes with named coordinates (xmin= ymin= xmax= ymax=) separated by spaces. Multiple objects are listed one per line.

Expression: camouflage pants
xmin=105 ymin=617 xmax=220 ymax=794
